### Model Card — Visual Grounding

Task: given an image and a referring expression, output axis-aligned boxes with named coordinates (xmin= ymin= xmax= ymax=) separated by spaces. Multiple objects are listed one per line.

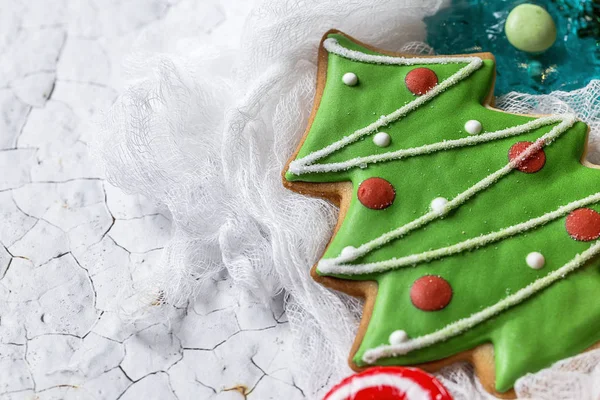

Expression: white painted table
xmin=0 ymin=1 xmax=305 ymax=398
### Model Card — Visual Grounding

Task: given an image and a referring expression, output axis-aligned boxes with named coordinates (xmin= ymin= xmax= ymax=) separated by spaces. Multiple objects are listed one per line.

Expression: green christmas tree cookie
xmin=284 ymin=30 xmax=600 ymax=395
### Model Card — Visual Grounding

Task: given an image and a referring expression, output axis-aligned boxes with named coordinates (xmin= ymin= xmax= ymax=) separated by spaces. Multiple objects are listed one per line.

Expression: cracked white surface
xmin=0 ymin=0 xmax=306 ymax=399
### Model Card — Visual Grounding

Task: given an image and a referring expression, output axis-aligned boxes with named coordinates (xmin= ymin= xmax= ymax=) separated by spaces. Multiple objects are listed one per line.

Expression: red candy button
xmin=357 ymin=177 xmax=396 ymax=210
xmin=566 ymin=208 xmax=600 ymax=241
xmin=410 ymin=275 xmax=453 ymax=311
xmin=323 ymin=366 xmax=453 ymax=400
xmin=405 ymin=68 xmax=438 ymax=95
xmin=508 ymin=141 xmax=546 ymax=173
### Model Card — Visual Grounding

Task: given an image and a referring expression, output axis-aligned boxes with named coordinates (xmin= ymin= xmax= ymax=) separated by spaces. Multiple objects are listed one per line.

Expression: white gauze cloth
xmin=93 ymin=0 xmax=600 ymax=398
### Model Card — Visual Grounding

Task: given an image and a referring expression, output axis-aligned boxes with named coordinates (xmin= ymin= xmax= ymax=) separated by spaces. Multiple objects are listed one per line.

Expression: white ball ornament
xmin=389 ymin=330 xmax=408 ymax=345
xmin=373 ymin=132 xmax=391 ymax=147
xmin=526 ymin=252 xmax=545 ymax=270
xmin=464 ymin=119 xmax=483 ymax=135
xmin=341 ymin=246 xmax=356 ymax=258
xmin=430 ymin=197 xmax=449 ymax=215
xmin=342 ymin=72 xmax=358 ymax=86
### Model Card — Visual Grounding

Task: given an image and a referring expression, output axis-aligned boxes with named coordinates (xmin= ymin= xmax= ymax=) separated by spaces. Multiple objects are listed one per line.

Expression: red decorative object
xmin=410 ymin=275 xmax=453 ymax=311
xmin=508 ymin=141 xmax=546 ymax=173
xmin=357 ymin=177 xmax=396 ymax=210
xmin=323 ymin=366 xmax=453 ymax=400
xmin=566 ymin=208 xmax=600 ymax=241
xmin=405 ymin=68 xmax=438 ymax=95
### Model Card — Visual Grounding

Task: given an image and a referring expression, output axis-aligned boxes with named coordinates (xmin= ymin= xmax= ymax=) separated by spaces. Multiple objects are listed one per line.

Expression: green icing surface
xmin=285 ymin=33 xmax=600 ymax=392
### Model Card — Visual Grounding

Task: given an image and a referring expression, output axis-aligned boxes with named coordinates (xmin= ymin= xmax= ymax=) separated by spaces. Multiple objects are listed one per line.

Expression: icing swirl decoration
xmin=323 ymin=367 xmax=453 ymax=400
xmin=284 ymin=31 xmax=600 ymax=395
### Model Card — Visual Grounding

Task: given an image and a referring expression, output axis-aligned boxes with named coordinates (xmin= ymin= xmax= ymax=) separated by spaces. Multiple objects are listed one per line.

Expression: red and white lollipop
xmin=324 ymin=366 xmax=453 ymax=400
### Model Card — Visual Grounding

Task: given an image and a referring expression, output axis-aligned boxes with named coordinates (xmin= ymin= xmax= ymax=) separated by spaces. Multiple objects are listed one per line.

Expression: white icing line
xmin=320 ymin=190 xmax=600 ymax=275
xmin=294 ymin=116 xmax=567 ymax=174
xmin=323 ymin=37 xmax=477 ymax=66
xmin=317 ymin=116 xmax=577 ymax=272
xmin=325 ymin=372 xmax=432 ymax=400
xmin=287 ymin=39 xmax=483 ymax=175
xmin=362 ymin=239 xmax=600 ymax=363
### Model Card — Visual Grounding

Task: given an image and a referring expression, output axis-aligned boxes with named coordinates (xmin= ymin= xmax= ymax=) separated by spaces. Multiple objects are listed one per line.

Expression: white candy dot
xmin=526 ymin=252 xmax=545 ymax=269
xmin=373 ymin=132 xmax=391 ymax=147
xmin=389 ymin=330 xmax=408 ymax=345
xmin=341 ymin=246 xmax=356 ymax=258
xmin=342 ymin=72 xmax=358 ymax=86
xmin=430 ymin=197 xmax=449 ymax=215
xmin=464 ymin=119 xmax=482 ymax=135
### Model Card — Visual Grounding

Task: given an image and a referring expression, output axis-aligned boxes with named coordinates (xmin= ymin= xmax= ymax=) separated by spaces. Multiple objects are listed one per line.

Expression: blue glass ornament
xmin=424 ymin=0 xmax=600 ymax=95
